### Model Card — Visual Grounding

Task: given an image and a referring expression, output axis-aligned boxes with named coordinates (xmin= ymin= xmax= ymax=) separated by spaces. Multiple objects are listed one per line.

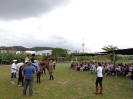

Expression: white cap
xmin=13 ymin=60 xmax=17 ymax=62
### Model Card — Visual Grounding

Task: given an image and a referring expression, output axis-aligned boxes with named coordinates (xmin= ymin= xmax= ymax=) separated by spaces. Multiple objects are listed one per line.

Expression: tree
xmin=51 ymin=48 xmax=68 ymax=60
xmin=101 ymin=45 xmax=118 ymax=52
xmin=101 ymin=45 xmax=119 ymax=63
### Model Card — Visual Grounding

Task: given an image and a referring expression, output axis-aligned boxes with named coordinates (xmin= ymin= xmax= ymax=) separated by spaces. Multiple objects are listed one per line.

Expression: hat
xmin=13 ymin=60 xmax=17 ymax=62
xmin=32 ymin=54 xmax=35 ymax=56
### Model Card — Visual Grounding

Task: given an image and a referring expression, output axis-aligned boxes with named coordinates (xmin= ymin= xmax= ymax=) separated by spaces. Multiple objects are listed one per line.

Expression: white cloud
xmin=0 ymin=0 xmax=133 ymax=52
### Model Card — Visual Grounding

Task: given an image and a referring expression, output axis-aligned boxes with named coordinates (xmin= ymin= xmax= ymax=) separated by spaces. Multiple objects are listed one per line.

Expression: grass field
xmin=0 ymin=63 xmax=133 ymax=99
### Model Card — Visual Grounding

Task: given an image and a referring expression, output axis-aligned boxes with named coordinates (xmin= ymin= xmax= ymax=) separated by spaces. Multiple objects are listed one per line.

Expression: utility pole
xmin=82 ymin=38 xmax=85 ymax=52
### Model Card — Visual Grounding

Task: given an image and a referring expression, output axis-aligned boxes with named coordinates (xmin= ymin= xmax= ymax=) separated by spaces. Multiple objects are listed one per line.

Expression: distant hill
xmin=0 ymin=46 xmax=69 ymax=52
xmin=13 ymin=46 xmax=55 ymax=51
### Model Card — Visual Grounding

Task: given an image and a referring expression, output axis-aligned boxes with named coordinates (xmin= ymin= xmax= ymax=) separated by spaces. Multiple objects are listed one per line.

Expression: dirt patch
xmin=58 ymin=81 xmax=68 ymax=84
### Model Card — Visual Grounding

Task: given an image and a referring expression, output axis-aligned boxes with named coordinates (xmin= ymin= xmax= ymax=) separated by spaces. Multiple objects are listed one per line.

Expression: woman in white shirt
xmin=94 ymin=62 xmax=103 ymax=94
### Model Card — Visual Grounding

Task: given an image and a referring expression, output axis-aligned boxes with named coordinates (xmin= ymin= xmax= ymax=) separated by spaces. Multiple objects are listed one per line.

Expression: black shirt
xmin=31 ymin=57 xmax=35 ymax=63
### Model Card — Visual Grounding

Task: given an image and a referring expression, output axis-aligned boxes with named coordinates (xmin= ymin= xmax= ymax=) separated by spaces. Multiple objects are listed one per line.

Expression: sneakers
xmin=12 ymin=82 xmax=15 ymax=84
xmin=11 ymin=82 xmax=15 ymax=84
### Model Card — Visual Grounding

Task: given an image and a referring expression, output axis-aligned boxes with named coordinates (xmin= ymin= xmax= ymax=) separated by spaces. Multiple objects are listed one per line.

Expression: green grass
xmin=0 ymin=63 xmax=133 ymax=99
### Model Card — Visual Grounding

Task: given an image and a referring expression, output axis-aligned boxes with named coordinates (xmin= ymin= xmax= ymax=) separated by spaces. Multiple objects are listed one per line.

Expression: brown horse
xmin=18 ymin=63 xmax=28 ymax=86
xmin=40 ymin=60 xmax=50 ymax=75
xmin=18 ymin=60 xmax=50 ymax=84
xmin=18 ymin=61 xmax=47 ymax=85
xmin=32 ymin=60 xmax=49 ymax=83
xmin=40 ymin=62 xmax=49 ymax=76
xmin=40 ymin=60 xmax=54 ymax=80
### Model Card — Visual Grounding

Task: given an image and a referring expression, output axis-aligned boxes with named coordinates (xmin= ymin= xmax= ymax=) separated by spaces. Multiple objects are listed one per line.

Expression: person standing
xmin=48 ymin=60 xmax=54 ymax=80
xmin=25 ymin=54 xmax=29 ymax=64
xmin=11 ymin=60 xmax=17 ymax=84
xmin=22 ymin=61 xmax=36 ymax=96
xmin=53 ymin=60 xmax=56 ymax=70
xmin=130 ymin=69 xmax=133 ymax=90
xmin=94 ymin=62 xmax=103 ymax=94
xmin=90 ymin=63 xmax=95 ymax=74
xmin=126 ymin=69 xmax=133 ymax=90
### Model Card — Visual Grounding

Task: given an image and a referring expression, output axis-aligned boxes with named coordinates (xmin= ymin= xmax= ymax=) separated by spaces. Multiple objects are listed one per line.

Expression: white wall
xmin=35 ymin=50 xmax=52 ymax=55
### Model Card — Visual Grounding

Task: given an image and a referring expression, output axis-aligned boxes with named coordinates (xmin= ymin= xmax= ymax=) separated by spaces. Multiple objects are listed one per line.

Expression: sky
xmin=0 ymin=0 xmax=133 ymax=53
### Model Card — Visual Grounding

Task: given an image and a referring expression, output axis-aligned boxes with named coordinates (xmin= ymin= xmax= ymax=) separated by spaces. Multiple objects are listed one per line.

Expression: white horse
xmin=16 ymin=62 xmax=24 ymax=78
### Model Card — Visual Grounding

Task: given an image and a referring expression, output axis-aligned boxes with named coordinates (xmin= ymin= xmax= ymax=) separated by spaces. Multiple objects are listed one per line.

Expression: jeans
xmin=23 ymin=78 xmax=34 ymax=95
xmin=91 ymin=70 xmax=94 ymax=74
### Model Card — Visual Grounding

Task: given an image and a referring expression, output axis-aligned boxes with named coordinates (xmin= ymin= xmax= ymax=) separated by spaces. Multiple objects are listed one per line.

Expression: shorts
xmin=11 ymin=72 xmax=16 ymax=78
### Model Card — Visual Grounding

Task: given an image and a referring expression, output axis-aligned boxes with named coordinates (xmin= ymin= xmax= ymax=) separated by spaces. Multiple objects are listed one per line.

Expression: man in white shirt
xmin=11 ymin=60 xmax=17 ymax=84
xmin=94 ymin=62 xmax=103 ymax=94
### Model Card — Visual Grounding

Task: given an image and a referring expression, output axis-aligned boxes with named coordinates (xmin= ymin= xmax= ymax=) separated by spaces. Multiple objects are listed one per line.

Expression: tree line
xmin=0 ymin=45 xmax=132 ymax=65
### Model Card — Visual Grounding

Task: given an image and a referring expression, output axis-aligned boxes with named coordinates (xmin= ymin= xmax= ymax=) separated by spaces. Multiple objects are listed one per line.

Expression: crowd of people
xmin=10 ymin=54 xmax=56 ymax=96
xmin=70 ymin=60 xmax=133 ymax=93
xmin=70 ymin=60 xmax=133 ymax=76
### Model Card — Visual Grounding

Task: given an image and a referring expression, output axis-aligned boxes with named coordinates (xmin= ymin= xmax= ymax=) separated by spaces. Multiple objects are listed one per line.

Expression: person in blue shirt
xmin=22 ymin=61 xmax=36 ymax=96
xmin=31 ymin=53 xmax=40 ymax=72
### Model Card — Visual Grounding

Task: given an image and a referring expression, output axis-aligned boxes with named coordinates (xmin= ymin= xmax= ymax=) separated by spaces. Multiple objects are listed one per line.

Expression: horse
xmin=40 ymin=60 xmax=50 ymax=75
xmin=40 ymin=62 xmax=49 ymax=76
xmin=17 ymin=60 xmax=50 ymax=84
xmin=16 ymin=62 xmax=24 ymax=78
xmin=31 ymin=60 xmax=41 ymax=83
xmin=17 ymin=63 xmax=28 ymax=86
xmin=32 ymin=60 xmax=49 ymax=83
xmin=40 ymin=60 xmax=54 ymax=80
xmin=17 ymin=60 xmax=45 ymax=85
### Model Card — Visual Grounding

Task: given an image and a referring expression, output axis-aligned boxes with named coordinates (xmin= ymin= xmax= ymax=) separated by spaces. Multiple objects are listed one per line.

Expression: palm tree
xmin=101 ymin=45 xmax=118 ymax=64
xmin=101 ymin=45 xmax=118 ymax=52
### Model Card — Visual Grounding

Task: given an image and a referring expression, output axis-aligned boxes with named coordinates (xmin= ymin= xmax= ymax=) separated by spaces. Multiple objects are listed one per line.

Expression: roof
xmin=100 ymin=48 xmax=133 ymax=55
xmin=73 ymin=53 xmax=107 ymax=56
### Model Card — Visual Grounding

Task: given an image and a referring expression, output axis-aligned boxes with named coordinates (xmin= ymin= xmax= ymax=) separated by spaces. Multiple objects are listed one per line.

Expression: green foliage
xmin=110 ymin=54 xmax=123 ymax=63
xmin=0 ymin=53 xmax=15 ymax=64
xmin=101 ymin=45 xmax=119 ymax=63
xmin=51 ymin=48 xmax=68 ymax=59
xmin=35 ymin=55 xmax=44 ymax=60
xmin=101 ymin=45 xmax=118 ymax=51
xmin=43 ymin=55 xmax=50 ymax=60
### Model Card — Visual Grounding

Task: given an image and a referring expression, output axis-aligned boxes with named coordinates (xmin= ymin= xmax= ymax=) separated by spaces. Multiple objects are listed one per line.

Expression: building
xmin=67 ymin=50 xmax=80 ymax=54
xmin=35 ymin=50 xmax=52 ymax=56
